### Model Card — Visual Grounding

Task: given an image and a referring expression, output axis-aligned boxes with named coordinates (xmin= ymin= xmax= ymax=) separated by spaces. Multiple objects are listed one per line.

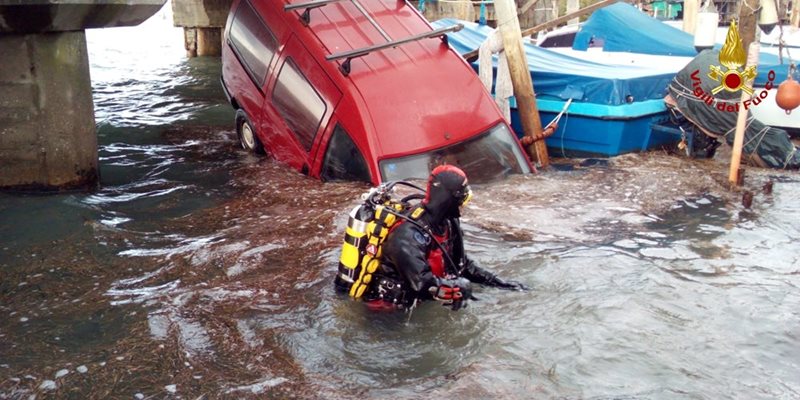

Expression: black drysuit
xmin=362 ymin=165 xmax=525 ymax=310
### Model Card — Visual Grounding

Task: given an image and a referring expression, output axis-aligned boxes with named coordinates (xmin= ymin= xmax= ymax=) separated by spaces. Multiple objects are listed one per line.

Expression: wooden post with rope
xmin=682 ymin=0 xmax=700 ymax=34
xmin=729 ymin=0 xmax=760 ymax=187
xmin=493 ymin=0 xmax=549 ymax=167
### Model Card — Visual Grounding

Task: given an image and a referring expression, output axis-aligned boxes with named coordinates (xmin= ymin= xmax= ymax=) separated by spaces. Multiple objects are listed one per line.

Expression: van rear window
xmin=321 ymin=125 xmax=371 ymax=183
xmin=272 ymin=58 xmax=327 ymax=152
xmin=229 ymin=0 xmax=277 ymax=87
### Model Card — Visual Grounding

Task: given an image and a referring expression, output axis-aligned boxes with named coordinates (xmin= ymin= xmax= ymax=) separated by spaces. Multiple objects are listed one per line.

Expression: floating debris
xmin=225 ymin=377 xmax=288 ymax=395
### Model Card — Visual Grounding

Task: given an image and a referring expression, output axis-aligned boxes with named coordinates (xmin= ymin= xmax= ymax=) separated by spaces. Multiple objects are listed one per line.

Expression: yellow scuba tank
xmin=333 ymin=204 xmax=371 ymax=294
xmin=334 ymin=182 xmax=425 ymax=299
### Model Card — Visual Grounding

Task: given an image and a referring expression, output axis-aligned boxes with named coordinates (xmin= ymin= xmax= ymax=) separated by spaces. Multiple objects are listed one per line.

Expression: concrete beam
xmin=0 ymin=0 xmax=167 ymax=33
xmin=0 ymin=32 xmax=97 ymax=191
xmin=172 ymin=0 xmax=230 ymax=28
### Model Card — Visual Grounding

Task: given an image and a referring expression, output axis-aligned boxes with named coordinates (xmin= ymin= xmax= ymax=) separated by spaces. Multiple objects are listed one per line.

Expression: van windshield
xmin=379 ymin=123 xmax=531 ymax=184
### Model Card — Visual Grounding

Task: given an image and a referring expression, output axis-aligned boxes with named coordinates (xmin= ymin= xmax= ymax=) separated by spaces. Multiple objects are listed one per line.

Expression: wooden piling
xmin=742 ymin=190 xmax=754 ymax=208
xmin=682 ymin=0 xmax=700 ymax=34
xmin=763 ymin=180 xmax=774 ymax=194
xmin=730 ymin=0 xmax=760 ymax=186
xmin=738 ymin=0 xmax=759 ymax=50
xmin=493 ymin=0 xmax=550 ymax=167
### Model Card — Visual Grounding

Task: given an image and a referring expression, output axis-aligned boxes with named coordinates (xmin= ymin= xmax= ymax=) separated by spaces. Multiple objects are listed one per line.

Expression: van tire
xmin=236 ymin=110 xmax=265 ymax=154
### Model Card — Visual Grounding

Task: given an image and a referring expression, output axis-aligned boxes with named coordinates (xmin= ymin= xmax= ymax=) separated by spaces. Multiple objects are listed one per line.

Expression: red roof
xmin=296 ymin=0 xmax=505 ymax=161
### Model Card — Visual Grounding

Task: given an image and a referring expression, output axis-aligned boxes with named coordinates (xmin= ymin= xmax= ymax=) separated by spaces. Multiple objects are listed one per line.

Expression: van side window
xmin=321 ymin=125 xmax=371 ymax=183
xmin=229 ymin=0 xmax=277 ymax=87
xmin=272 ymin=58 xmax=327 ymax=152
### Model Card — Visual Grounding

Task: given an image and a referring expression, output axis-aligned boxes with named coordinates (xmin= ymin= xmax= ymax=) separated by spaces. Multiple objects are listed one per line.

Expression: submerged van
xmin=220 ymin=0 xmax=532 ymax=184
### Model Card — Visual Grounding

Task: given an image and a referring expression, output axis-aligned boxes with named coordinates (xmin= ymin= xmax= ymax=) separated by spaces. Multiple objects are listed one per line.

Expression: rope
xmin=545 ymin=98 xmax=573 ymax=129
xmin=739 ymin=0 xmax=760 ymax=18
xmin=559 ymin=110 xmax=570 ymax=158
xmin=669 ymin=80 xmax=739 ymax=106
xmin=782 ymin=145 xmax=798 ymax=168
xmin=773 ymin=0 xmax=793 ymax=65
xmin=745 ymin=125 xmax=770 ymax=165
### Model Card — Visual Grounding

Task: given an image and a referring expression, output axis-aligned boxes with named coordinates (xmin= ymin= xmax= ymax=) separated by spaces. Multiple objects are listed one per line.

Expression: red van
xmin=220 ymin=0 xmax=532 ymax=184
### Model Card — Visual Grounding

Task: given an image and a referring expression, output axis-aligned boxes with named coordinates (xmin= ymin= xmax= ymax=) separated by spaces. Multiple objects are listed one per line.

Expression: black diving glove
xmin=489 ymin=276 xmax=529 ymax=291
xmin=429 ymin=277 xmax=473 ymax=311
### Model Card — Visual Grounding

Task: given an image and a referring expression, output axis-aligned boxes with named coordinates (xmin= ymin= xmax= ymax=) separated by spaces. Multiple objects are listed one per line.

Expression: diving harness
xmin=334 ymin=181 xmax=462 ymax=302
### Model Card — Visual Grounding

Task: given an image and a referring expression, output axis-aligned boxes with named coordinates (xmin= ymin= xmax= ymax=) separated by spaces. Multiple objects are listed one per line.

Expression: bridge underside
xmin=0 ymin=1 xmax=166 ymax=191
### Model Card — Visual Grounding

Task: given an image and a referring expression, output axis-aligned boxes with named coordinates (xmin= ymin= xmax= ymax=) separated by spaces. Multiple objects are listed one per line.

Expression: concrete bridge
xmin=0 ymin=0 xmax=231 ymax=192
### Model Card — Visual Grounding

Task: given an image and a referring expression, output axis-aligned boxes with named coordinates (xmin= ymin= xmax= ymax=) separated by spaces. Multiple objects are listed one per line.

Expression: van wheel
xmin=236 ymin=110 xmax=264 ymax=154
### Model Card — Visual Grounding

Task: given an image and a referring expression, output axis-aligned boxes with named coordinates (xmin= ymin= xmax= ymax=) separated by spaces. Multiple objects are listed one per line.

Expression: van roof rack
xmin=285 ymin=0 xmax=347 ymax=26
xmin=326 ymin=24 xmax=462 ymax=76
xmin=284 ymin=0 xmax=463 ymax=76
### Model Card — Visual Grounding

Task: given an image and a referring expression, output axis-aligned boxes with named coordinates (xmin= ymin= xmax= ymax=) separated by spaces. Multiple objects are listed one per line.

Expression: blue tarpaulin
xmin=435 ymin=2 xmax=790 ymax=104
xmin=434 ymin=18 xmax=678 ymax=105
xmin=571 ymin=2 xmax=789 ymax=84
xmin=573 ymin=2 xmax=695 ymax=56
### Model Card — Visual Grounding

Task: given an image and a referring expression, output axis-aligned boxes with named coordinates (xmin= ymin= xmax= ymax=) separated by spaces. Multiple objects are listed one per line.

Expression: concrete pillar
xmin=184 ymin=27 xmax=198 ymax=57
xmin=0 ymin=31 xmax=97 ymax=191
xmin=197 ymin=27 xmax=222 ymax=56
xmin=183 ymin=26 xmax=222 ymax=57
xmin=172 ymin=0 xmax=230 ymax=57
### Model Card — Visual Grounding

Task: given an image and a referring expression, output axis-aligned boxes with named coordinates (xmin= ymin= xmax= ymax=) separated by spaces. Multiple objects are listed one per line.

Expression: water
xmin=1 ymin=5 xmax=799 ymax=399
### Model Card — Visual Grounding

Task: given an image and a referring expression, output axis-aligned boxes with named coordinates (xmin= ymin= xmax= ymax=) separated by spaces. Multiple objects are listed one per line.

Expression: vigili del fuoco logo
xmin=691 ymin=20 xmax=776 ymax=112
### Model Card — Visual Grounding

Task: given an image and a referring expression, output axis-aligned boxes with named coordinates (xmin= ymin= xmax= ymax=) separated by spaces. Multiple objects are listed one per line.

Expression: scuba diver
xmin=335 ymin=165 xmax=527 ymax=311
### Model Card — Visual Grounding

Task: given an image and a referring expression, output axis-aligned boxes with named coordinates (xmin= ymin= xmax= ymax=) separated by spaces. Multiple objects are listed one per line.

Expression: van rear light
xmin=379 ymin=123 xmax=531 ymax=184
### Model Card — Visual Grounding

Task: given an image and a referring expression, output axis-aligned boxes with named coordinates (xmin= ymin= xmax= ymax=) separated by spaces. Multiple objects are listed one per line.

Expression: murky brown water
xmin=2 ymin=6 xmax=800 ymax=400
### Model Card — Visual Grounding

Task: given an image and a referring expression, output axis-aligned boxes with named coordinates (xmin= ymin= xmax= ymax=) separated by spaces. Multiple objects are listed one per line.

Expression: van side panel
xmin=258 ymin=34 xmax=342 ymax=174
xmin=221 ymin=0 xmax=288 ymax=130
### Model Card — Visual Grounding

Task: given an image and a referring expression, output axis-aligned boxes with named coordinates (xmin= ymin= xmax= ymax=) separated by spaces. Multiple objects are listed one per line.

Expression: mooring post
xmin=729 ymin=0 xmax=760 ymax=187
xmin=683 ymin=0 xmax=700 ymax=34
xmin=493 ymin=0 xmax=549 ymax=168
xmin=729 ymin=42 xmax=759 ymax=187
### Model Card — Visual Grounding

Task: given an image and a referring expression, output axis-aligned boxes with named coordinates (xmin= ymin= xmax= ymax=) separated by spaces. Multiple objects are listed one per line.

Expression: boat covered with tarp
xmin=433 ymin=17 xmax=683 ymax=157
xmin=667 ymin=50 xmax=800 ymax=169
xmin=572 ymin=2 xmax=790 ymax=86
xmin=434 ymin=1 xmax=796 ymax=158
